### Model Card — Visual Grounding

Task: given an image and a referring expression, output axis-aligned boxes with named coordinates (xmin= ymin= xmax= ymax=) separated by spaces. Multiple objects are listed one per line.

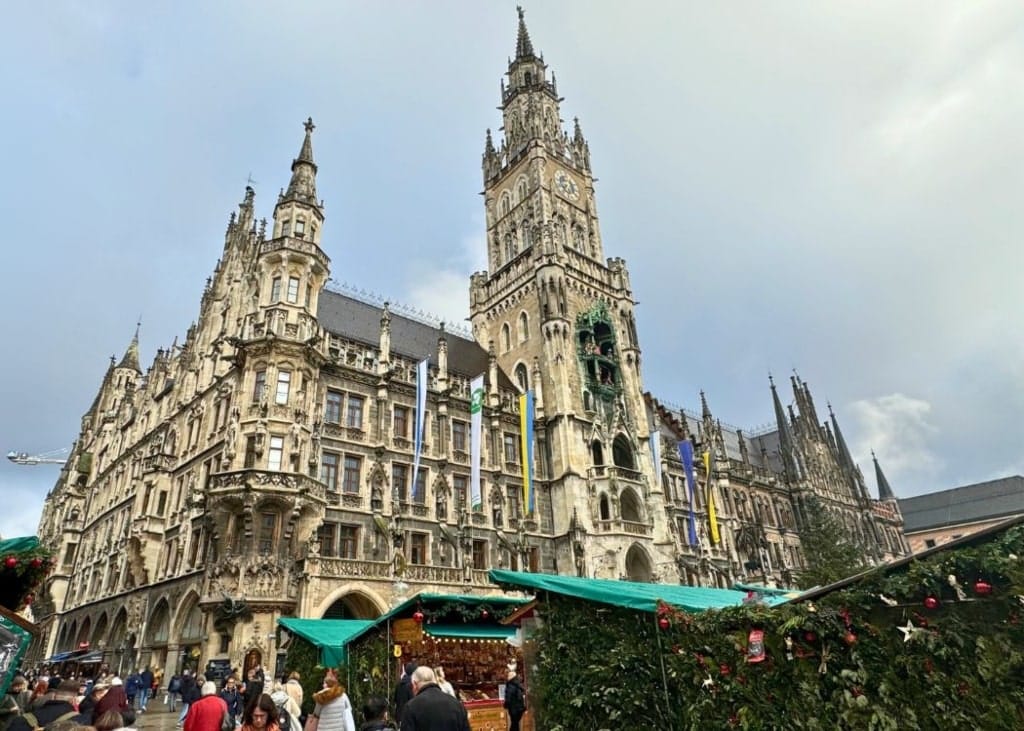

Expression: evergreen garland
xmin=529 ymin=525 xmax=1024 ymax=730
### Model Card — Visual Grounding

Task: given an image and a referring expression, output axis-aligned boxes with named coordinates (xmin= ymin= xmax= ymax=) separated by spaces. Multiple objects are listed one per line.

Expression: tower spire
xmin=872 ymin=450 xmax=897 ymax=501
xmin=770 ymin=374 xmax=800 ymax=483
xmin=284 ymin=117 xmax=319 ymax=204
xmin=273 ymin=118 xmax=325 ymax=243
xmin=515 ymin=6 xmax=535 ymax=59
xmin=116 ymin=323 xmax=142 ymax=373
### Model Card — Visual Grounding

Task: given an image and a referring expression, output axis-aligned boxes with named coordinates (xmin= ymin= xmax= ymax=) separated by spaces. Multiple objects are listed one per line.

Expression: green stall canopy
xmin=277 ymin=618 xmax=375 ymax=667
xmin=489 ymin=570 xmax=789 ymax=614
xmin=424 ymin=624 xmax=516 ymax=640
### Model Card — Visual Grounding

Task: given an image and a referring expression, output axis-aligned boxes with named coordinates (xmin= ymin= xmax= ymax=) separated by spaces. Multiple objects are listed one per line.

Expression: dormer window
xmin=282 ymin=219 xmax=292 ymax=237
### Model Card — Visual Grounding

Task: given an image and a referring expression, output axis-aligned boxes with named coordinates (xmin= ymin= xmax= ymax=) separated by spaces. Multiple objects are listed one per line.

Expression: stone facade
xmin=30 ymin=9 xmax=907 ymax=676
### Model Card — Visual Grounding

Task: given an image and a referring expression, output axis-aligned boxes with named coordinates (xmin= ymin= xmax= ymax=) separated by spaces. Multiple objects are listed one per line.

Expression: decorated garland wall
xmin=529 ymin=525 xmax=1024 ymax=731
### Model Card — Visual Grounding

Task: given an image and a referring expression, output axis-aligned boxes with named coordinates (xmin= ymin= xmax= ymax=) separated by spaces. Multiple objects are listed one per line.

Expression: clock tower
xmin=470 ymin=7 xmax=674 ymax=582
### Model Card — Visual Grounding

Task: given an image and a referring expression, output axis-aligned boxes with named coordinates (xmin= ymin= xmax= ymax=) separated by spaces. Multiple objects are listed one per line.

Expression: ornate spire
xmin=117 ymin=324 xmax=142 ymax=373
xmin=872 ymin=451 xmax=897 ymax=501
xmin=283 ymin=118 xmax=319 ymax=205
xmin=770 ymin=374 xmax=800 ymax=483
xmin=515 ymin=6 xmax=535 ymax=59
xmin=699 ymin=390 xmax=712 ymax=421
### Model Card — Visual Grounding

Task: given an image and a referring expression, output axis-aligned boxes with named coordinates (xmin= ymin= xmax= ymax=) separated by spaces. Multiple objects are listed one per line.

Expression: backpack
xmin=276 ymin=704 xmax=294 ymax=731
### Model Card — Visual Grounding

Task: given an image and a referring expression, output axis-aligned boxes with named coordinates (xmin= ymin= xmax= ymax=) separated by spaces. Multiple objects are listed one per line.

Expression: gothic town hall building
xmin=32 ymin=10 xmax=908 ymax=676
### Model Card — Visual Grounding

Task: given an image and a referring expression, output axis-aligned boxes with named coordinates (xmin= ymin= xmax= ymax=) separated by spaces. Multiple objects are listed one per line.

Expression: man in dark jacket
xmin=399 ymin=668 xmax=469 ymax=731
xmin=219 ymin=677 xmax=242 ymax=722
xmin=168 ymin=674 xmax=182 ymax=712
xmin=125 ymin=671 xmax=142 ymax=709
xmin=177 ymin=671 xmax=199 ymax=726
xmin=392 ymin=662 xmax=416 ymax=724
xmin=502 ymin=668 xmax=526 ymax=731
xmin=359 ymin=695 xmax=396 ymax=731
xmin=6 ymin=680 xmax=89 ymax=731
xmin=139 ymin=667 xmax=154 ymax=712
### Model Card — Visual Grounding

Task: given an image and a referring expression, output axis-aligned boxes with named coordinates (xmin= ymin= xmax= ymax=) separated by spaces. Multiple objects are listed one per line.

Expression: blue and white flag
xmin=678 ymin=440 xmax=699 ymax=546
xmin=410 ymin=357 xmax=429 ymax=501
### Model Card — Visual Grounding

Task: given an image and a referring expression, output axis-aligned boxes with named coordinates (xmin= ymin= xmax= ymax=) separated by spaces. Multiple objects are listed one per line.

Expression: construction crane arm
xmin=6 ymin=448 xmax=70 ymax=466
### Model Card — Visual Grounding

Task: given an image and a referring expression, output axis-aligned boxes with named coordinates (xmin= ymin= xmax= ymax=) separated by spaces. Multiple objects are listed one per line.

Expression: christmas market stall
xmin=335 ymin=593 xmax=530 ymax=729
xmin=490 ymin=517 xmax=1024 ymax=730
xmin=0 ymin=536 xmax=52 ymax=694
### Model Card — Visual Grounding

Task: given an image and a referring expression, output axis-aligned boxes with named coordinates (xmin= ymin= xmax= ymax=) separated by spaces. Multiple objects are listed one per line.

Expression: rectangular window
xmin=318 ymin=522 xmax=336 ymax=558
xmin=504 ymin=433 xmax=519 ymax=464
xmin=393 ymin=406 xmax=409 ymax=439
xmin=253 ymin=370 xmax=267 ymax=402
xmin=258 ymin=512 xmax=277 ymax=554
xmin=63 ymin=542 xmax=77 ymax=568
xmin=528 ymin=546 xmax=540 ymax=573
xmin=452 ymin=420 xmax=468 ymax=452
xmin=472 ymin=540 xmax=488 ymax=570
xmin=156 ymin=490 xmax=167 ymax=516
xmin=275 ymin=371 xmax=291 ymax=405
xmin=343 ymin=456 xmax=362 ymax=494
xmin=325 ymin=390 xmax=343 ymax=423
xmin=346 ymin=394 xmax=364 ymax=429
xmin=507 ymin=485 xmax=520 ymax=519
xmin=244 ymin=436 xmax=257 ymax=468
xmin=286 ymin=276 xmax=300 ymax=304
xmin=409 ymin=532 xmax=428 ymax=565
xmin=320 ymin=452 xmax=340 ymax=491
xmin=268 ymin=436 xmax=284 ymax=471
xmin=294 ymin=219 xmax=306 ymax=236
xmin=271 ymin=277 xmax=282 ymax=303
xmin=453 ymin=475 xmax=468 ymax=511
xmin=392 ymin=463 xmax=409 ymax=502
xmin=413 ymin=469 xmax=427 ymax=505
xmin=281 ymin=219 xmax=291 ymax=237
xmin=339 ymin=525 xmax=359 ymax=559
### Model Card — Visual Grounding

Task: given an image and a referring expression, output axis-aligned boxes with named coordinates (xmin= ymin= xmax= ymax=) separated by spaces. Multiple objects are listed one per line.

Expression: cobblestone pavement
xmin=133 ymin=703 xmax=184 ymax=731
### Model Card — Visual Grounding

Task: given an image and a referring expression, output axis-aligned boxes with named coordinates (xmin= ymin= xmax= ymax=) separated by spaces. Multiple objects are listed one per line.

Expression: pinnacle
xmin=515 ymin=6 xmax=535 ymax=59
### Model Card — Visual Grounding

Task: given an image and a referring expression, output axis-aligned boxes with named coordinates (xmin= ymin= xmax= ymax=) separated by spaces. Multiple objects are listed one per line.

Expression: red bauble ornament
xmin=844 ymin=631 xmax=857 ymax=646
xmin=973 ymin=580 xmax=992 ymax=596
xmin=803 ymin=631 xmax=817 ymax=643
xmin=4 ymin=557 xmax=16 ymax=569
xmin=923 ymin=596 xmax=939 ymax=610
xmin=412 ymin=610 xmax=424 ymax=624
xmin=658 ymin=617 xmax=670 ymax=630
xmin=30 ymin=558 xmax=42 ymax=569
xmin=480 ymin=609 xmax=489 ymax=619
xmin=719 ymin=663 xmax=731 ymax=677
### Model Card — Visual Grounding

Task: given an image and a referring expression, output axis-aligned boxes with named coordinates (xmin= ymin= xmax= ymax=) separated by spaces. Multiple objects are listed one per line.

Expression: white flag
xmin=469 ymin=374 xmax=485 ymax=510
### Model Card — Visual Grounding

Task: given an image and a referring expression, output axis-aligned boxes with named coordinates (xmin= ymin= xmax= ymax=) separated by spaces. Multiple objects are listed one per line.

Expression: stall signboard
xmin=0 ymin=609 xmax=33 ymax=696
xmin=465 ymin=701 xmax=507 ymax=731
xmin=392 ymin=618 xmax=423 ymax=644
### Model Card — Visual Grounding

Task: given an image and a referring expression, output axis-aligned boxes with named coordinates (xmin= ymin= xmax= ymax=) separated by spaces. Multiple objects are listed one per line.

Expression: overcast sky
xmin=1 ymin=1 xmax=1021 ymax=539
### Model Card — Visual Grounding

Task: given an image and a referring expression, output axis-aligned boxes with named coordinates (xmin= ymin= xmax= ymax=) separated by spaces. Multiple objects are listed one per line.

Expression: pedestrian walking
xmin=240 ymin=694 xmax=280 ymax=731
xmin=139 ymin=667 xmax=154 ymax=712
xmin=184 ymin=682 xmax=229 ymax=731
xmin=307 ymin=669 xmax=355 ymax=731
xmin=502 ymin=667 xmax=526 ymax=731
xmin=220 ymin=677 xmax=243 ymax=724
xmin=168 ymin=673 xmax=183 ymax=712
xmin=391 ymin=663 xmax=415 ymax=725
xmin=398 ymin=667 xmax=469 ymax=731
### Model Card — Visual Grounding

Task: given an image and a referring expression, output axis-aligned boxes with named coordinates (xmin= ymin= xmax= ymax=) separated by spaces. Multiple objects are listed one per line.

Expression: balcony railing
xmin=208 ymin=470 xmax=326 ymax=503
xmin=594 ymin=519 xmax=653 ymax=536
xmin=314 ymin=558 xmax=491 ymax=586
xmin=587 ymin=465 xmax=644 ymax=483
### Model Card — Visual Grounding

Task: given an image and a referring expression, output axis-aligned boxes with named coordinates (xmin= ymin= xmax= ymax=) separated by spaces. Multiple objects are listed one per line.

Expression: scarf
xmin=313 ymin=685 xmax=344 ymax=705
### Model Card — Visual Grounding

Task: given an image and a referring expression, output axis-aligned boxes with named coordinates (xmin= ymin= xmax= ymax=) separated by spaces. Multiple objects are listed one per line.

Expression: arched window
xmin=518 ymin=312 xmax=529 ymax=342
xmin=572 ymin=225 xmax=585 ymax=251
xmin=612 ymin=435 xmax=635 ymax=470
xmin=599 ymin=494 xmax=610 ymax=521
xmin=501 ymin=194 xmax=511 ymax=216
xmin=514 ymin=363 xmax=528 ymax=393
xmin=501 ymin=323 xmax=512 ymax=353
xmin=517 ymin=179 xmax=528 ymax=201
xmin=591 ymin=440 xmax=604 ymax=466
xmin=504 ymin=233 xmax=517 ymax=262
xmin=620 ymin=489 xmax=642 ymax=523
xmin=625 ymin=544 xmax=653 ymax=583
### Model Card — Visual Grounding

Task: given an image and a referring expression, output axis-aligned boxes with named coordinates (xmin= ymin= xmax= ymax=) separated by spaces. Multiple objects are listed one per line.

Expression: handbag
xmin=221 ymin=709 xmax=236 ymax=731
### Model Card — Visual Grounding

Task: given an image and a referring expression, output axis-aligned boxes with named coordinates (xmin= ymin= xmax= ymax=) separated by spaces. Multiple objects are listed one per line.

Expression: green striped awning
xmin=424 ymin=624 xmax=516 ymax=640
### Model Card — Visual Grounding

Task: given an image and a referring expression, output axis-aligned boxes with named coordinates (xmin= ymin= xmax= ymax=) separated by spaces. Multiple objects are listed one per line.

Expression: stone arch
xmin=108 ymin=608 xmax=128 ymax=649
xmin=612 ymin=434 xmax=635 ymax=470
xmin=625 ymin=543 xmax=653 ymax=583
xmin=76 ymin=616 xmax=92 ymax=648
xmin=146 ymin=599 xmax=171 ymax=645
xmin=92 ymin=612 xmax=109 ymax=648
xmin=171 ymin=590 xmax=202 ymax=642
xmin=64 ymin=620 xmax=78 ymax=652
xmin=314 ymin=584 xmax=389 ymax=620
xmin=619 ymin=488 xmax=643 ymax=523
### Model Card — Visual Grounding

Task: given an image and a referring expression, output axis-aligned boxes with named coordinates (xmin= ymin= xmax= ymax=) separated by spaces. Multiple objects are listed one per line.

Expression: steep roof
xmin=898 ymin=476 xmax=1024 ymax=533
xmin=316 ymin=289 xmax=513 ymax=387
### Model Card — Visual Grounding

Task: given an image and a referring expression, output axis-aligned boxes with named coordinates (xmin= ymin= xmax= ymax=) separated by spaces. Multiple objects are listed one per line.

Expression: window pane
xmin=287 ymin=277 xmax=299 ymax=304
xmin=325 ymin=391 xmax=342 ymax=423
xmin=452 ymin=421 xmax=467 ymax=452
xmin=346 ymin=395 xmax=364 ymax=429
xmin=321 ymin=453 xmax=339 ymax=490
xmin=343 ymin=456 xmax=361 ymax=494
xmin=339 ymin=525 xmax=358 ymax=559
xmin=253 ymin=371 xmax=267 ymax=402
xmin=392 ymin=464 xmax=408 ymax=502
xmin=318 ymin=523 xmax=336 ymax=558
xmin=268 ymin=436 xmax=284 ymax=471
xmin=413 ymin=470 xmax=427 ymax=505
xmin=394 ymin=406 xmax=408 ymax=438
xmin=271 ymin=277 xmax=282 ymax=302
xmin=275 ymin=371 xmax=291 ymax=405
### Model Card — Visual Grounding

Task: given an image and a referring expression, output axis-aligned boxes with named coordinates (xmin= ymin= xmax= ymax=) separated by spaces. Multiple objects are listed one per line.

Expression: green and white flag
xmin=470 ymin=374 xmax=485 ymax=510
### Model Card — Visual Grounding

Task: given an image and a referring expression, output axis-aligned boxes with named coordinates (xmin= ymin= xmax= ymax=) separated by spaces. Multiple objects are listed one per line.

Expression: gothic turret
xmin=770 ymin=375 xmax=800 ymax=484
xmin=272 ymin=118 xmax=324 ymax=245
xmin=117 ymin=326 xmax=142 ymax=374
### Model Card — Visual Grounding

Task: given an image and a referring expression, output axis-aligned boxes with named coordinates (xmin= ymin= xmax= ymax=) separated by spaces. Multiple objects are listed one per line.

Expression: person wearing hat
xmin=6 ymin=680 xmax=89 ymax=731
xmin=78 ymin=681 xmax=110 ymax=719
xmin=93 ymin=676 xmax=130 ymax=724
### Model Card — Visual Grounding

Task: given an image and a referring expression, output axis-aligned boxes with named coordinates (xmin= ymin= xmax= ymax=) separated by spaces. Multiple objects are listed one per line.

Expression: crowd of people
xmin=2 ymin=659 xmax=526 ymax=731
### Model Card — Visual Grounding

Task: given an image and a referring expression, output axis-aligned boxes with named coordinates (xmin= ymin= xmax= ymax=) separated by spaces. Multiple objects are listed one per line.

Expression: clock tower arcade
xmin=470 ymin=8 xmax=675 ymax=582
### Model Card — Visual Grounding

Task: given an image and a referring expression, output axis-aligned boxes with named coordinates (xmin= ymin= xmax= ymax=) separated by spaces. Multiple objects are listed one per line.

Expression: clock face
xmin=554 ymin=170 xmax=580 ymax=201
